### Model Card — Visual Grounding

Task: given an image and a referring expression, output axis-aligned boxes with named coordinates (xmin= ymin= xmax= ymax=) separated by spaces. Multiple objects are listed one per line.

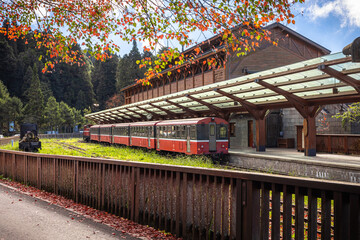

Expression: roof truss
xmin=85 ymin=53 xmax=360 ymax=124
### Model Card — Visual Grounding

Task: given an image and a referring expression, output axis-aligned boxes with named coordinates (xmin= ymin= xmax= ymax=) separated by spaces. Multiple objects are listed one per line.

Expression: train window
xmin=175 ymin=126 xmax=180 ymax=139
xmin=210 ymin=124 xmax=215 ymax=136
xmin=219 ymin=126 xmax=227 ymax=139
xmin=190 ymin=125 xmax=196 ymax=140
xmin=181 ymin=125 xmax=186 ymax=138
xmin=197 ymin=123 xmax=208 ymax=140
xmin=171 ymin=126 xmax=175 ymax=138
xmin=166 ymin=126 xmax=169 ymax=138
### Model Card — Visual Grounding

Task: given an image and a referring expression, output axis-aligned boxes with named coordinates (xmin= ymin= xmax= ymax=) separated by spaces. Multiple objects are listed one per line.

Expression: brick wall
xmin=230 ymin=45 xmax=304 ymax=79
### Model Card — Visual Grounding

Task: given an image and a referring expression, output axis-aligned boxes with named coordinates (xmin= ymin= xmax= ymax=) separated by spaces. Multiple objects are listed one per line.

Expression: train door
xmin=209 ymin=122 xmax=216 ymax=151
xmin=129 ymin=127 xmax=132 ymax=145
xmin=157 ymin=126 xmax=160 ymax=149
xmin=148 ymin=126 xmax=151 ymax=148
xmin=186 ymin=125 xmax=191 ymax=153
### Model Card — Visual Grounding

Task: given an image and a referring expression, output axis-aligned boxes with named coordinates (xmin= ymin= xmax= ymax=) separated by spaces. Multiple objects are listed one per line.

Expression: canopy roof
xmin=86 ymin=52 xmax=360 ymax=124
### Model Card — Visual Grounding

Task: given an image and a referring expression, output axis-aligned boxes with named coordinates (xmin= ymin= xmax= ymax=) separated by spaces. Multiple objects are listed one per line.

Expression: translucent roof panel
xmin=86 ymin=53 xmax=360 ymax=123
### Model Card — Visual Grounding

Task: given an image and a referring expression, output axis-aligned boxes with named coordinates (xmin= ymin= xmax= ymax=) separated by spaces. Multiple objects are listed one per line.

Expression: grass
xmin=0 ymin=138 xmax=217 ymax=168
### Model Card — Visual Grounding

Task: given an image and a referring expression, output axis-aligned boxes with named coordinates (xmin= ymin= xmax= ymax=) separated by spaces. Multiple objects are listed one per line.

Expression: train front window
xmin=219 ymin=126 xmax=227 ymax=139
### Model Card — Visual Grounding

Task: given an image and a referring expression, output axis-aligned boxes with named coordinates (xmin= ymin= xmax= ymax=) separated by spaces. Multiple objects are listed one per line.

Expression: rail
xmin=0 ymin=149 xmax=359 ymax=239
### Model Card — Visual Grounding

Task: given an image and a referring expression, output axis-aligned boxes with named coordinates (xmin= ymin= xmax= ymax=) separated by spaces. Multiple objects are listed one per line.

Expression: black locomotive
xmin=19 ymin=123 xmax=41 ymax=152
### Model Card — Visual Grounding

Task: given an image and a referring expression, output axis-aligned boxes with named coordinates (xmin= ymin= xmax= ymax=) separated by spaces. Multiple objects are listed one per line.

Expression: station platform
xmin=229 ymin=147 xmax=360 ymax=183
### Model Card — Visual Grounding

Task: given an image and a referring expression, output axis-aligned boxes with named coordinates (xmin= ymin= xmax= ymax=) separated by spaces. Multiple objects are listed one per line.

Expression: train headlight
xmin=201 ymin=145 xmax=204 ymax=148
xmin=222 ymin=145 xmax=225 ymax=148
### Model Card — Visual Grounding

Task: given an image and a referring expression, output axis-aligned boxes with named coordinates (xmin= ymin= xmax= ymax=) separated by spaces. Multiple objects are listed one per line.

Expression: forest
xmin=0 ymin=22 xmax=152 ymax=135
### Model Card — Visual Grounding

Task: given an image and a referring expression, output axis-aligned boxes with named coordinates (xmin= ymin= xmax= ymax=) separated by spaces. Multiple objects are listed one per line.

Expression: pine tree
xmin=59 ymin=101 xmax=74 ymax=133
xmin=23 ymin=63 xmax=44 ymax=125
xmin=92 ymin=52 xmax=119 ymax=110
xmin=116 ymin=41 xmax=143 ymax=91
xmin=44 ymin=96 xmax=61 ymax=132
xmin=0 ymin=80 xmax=22 ymax=134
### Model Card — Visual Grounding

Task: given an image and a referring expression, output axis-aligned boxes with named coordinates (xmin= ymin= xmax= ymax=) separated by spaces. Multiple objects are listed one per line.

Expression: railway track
xmin=43 ymin=140 xmax=110 ymax=159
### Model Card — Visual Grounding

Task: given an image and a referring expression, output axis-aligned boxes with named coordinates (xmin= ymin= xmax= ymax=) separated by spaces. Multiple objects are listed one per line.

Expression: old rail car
xmin=19 ymin=123 xmax=41 ymax=152
xmin=83 ymin=125 xmax=91 ymax=142
xmin=86 ymin=117 xmax=228 ymax=156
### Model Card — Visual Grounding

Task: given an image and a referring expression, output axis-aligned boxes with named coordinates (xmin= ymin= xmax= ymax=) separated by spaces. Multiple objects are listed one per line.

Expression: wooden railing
xmin=0 ymin=149 xmax=359 ymax=239
xmin=317 ymin=134 xmax=360 ymax=155
xmin=0 ymin=136 xmax=19 ymax=146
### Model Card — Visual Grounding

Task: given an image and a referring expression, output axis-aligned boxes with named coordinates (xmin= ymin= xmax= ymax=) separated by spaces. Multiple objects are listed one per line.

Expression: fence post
xmin=53 ymin=158 xmax=57 ymax=194
xmin=24 ymin=155 xmax=27 ymax=185
xmin=74 ymin=160 xmax=79 ymax=202
xmin=0 ymin=152 xmax=3 ymax=175
xmin=37 ymin=157 xmax=41 ymax=189
xmin=101 ymin=163 xmax=105 ymax=210
xmin=235 ymin=178 xmax=242 ymax=240
xmin=12 ymin=154 xmax=15 ymax=179
xmin=175 ymin=171 xmax=181 ymax=237
xmin=182 ymin=172 xmax=187 ymax=238
xmin=134 ymin=167 xmax=140 ymax=222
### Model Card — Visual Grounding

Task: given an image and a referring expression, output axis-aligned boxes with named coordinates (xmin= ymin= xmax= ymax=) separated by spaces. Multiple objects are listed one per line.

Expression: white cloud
xmin=306 ymin=0 xmax=360 ymax=28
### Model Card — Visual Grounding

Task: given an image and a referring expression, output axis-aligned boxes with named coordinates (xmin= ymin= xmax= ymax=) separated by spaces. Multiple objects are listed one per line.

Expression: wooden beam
xmin=186 ymin=94 xmax=224 ymax=116
xmin=136 ymin=106 xmax=163 ymax=119
xmin=214 ymin=88 xmax=268 ymax=119
xmin=110 ymin=111 xmax=129 ymax=123
xmin=318 ymin=65 xmax=360 ymax=93
xmin=148 ymin=103 xmax=179 ymax=118
xmin=255 ymin=79 xmax=308 ymax=106
xmin=165 ymin=99 xmax=200 ymax=116
xmin=118 ymin=111 xmax=140 ymax=122
xmin=124 ymin=108 xmax=147 ymax=121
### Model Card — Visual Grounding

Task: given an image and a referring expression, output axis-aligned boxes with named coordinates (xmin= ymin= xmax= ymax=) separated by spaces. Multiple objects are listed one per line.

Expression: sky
xmin=117 ymin=0 xmax=360 ymax=56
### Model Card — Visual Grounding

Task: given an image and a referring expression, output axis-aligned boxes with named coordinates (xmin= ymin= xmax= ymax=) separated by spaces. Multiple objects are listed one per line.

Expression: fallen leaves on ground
xmin=0 ymin=178 xmax=180 ymax=240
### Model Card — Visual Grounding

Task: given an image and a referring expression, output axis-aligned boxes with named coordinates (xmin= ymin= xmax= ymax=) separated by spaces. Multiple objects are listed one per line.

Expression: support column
xmin=304 ymin=116 xmax=317 ymax=156
xmin=256 ymin=118 xmax=266 ymax=152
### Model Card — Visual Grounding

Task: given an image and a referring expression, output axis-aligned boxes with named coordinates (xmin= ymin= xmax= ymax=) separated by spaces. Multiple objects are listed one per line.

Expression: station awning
xmin=86 ymin=52 xmax=360 ymax=124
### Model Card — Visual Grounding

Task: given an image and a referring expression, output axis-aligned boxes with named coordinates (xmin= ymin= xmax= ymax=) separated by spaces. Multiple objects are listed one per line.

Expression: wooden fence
xmin=39 ymin=133 xmax=82 ymax=139
xmin=0 ymin=136 xmax=19 ymax=146
xmin=317 ymin=134 xmax=360 ymax=155
xmin=0 ymin=149 xmax=359 ymax=239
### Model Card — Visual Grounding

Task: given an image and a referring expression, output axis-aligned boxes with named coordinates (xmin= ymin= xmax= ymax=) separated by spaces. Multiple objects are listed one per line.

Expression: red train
xmin=84 ymin=117 xmax=229 ymax=156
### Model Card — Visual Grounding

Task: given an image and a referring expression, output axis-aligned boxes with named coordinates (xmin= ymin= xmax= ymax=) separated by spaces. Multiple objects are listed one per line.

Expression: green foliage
xmin=44 ymin=96 xmax=61 ymax=132
xmin=333 ymin=103 xmax=360 ymax=129
xmin=116 ymin=41 xmax=152 ymax=92
xmin=23 ymin=64 xmax=44 ymax=126
xmin=0 ymin=80 xmax=23 ymax=133
xmin=0 ymin=138 xmax=216 ymax=168
xmin=93 ymin=52 xmax=119 ymax=110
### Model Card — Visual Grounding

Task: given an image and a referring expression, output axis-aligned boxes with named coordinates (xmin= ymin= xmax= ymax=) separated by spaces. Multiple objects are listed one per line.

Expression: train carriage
xmin=112 ymin=123 xmax=130 ymax=146
xmin=129 ymin=121 xmax=158 ymax=149
xmin=156 ymin=117 xmax=228 ymax=155
xmin=99 ymin=124 xmax=113 ymax=143
xmin=90 ymin=125 xmax=101 ymax=142
xmin=86 ymin=117 xmax=229 ymax=157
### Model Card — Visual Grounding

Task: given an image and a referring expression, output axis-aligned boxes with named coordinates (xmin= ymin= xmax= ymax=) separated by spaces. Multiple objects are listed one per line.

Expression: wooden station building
xmin=86 ymin=23 xmax=360 ymax=156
